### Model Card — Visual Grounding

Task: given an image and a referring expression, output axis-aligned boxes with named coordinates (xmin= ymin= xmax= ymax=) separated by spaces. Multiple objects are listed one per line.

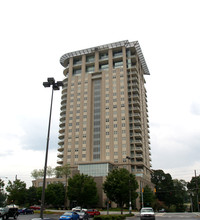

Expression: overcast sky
xmin=0 ymin=0 xmax=200 ymax=187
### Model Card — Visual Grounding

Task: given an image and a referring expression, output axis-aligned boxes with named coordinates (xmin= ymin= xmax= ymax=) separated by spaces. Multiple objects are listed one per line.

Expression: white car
xmin=72 ymin=206 xmax=81 ymax=212
xmin=72 ymin=207 xmax=87 ymax=212
xmin=140 ymin=207 xmax=155 ymax=220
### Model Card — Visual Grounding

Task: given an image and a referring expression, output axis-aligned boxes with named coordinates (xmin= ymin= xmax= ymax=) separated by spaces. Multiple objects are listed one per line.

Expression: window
xmin=86 ymin=54 xmax=95 ymax=63
xmin=73 ymin=57 xmax=82 ymax=65
xmin=99 ymin=51 xmax=108 ymax=60
xmin=113 ymin=49 xmax=122 ymax=58
xmin=99 ymin=62 xmax=109 ymax=70
xmin=73 ymin=68 xmax=81 ymax=75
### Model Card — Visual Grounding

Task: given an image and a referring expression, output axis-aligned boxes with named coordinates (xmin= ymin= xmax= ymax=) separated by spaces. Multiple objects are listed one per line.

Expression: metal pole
xmin=40 ymin=87 xmax=54 ymax=219
xmin=195 ymin=170 xmax=199 ymax=212
xmin=140 ymin=181 xmax=144 ymax=208
xmin=126 ymin=156 xmax=132 ymax=214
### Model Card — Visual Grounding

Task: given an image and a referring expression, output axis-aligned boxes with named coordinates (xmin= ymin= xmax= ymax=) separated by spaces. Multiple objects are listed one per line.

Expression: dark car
xmin=86 ymin=209 xmax=100 ymax=217
xmin=59 ymin=211 xmax=79 ymax=220
xmin=18 ymin=208 xmax=34 ymax=215
xmin=77 ymin=211 xmax=89 ymax=220
xmin=4 ymin=206 xmax=19 ymax=219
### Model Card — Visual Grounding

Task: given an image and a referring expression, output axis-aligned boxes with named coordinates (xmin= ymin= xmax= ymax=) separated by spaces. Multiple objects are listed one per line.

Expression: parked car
xmin=76 ymin=211 xmax=89 ymax=220
xmin=72 ymin=207 xmax=87 ymax=212
xmin=18 ymin=208 xmax=34 ymax=215
xmin=140 ymin=207 xmax=155 ymax=220
xmin=72 ymin=207 xmax=81 ymax=212
xmin=86 ymin=209 xmax=100 ymax=217
xmin=3 ymin=205 xmax=19 ymax=219
xmin=29 ymin=205 xmax=41 ymax=210
xmin=59 ymin=212 xmax=79 ymax=220
xmin=0 ymin=207 xmax=6 ymax=217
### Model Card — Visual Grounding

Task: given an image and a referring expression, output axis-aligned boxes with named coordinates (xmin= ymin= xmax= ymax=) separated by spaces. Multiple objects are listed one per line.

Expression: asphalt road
xmin=3 ymin=212 xmax=200 ymax=220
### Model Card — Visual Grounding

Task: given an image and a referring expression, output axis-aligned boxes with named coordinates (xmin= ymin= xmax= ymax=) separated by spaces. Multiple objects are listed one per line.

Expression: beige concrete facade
xmin=57 ymin=40 xmax=152 ymax=209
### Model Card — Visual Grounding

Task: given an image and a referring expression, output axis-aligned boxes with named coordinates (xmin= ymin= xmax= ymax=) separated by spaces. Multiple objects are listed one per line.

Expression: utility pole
xmin=140 ymin=181 xmax=144 ymax=208
xmin=194 ymin=170 xmax=199 ymax=212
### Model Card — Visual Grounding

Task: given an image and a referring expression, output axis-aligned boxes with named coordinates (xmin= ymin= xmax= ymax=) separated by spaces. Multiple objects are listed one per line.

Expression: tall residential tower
xmin=58 ymin=40 xmax=152 ymax=206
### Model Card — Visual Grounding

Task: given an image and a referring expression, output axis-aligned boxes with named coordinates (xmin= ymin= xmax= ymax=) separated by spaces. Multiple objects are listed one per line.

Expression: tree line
xmin=0 ymin=168 xmax=199 ymax=212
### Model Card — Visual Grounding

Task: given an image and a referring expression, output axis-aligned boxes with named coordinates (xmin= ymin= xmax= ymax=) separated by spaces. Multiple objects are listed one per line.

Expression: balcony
xmin=58 ymin=140 xmax=64 ymax=146
xmin=60 ymin=115 xmax=66 ymax=122
xmin=60 ymin=104 xmax=66 ymax=111
xmin=59 ymin=134 xmax=65 ymax=140
xmin=135 ymin=146 xmax=143 ymax=153
xmin=134 ymin=132 xmax=142 ymax=138
xmin=136 ymin=169 xmax=144 ymax=173
xmin=135 ymin=140 xmax=142 ymax=145
xmin=61 ymin=94 xmax=67 ymax=100
xmin=62 ymin=87 xmax=67 ymax=95
xmin=59 ymin=127 xmax=65 ymax=134
xmin=57 ymin=159 xmax=63 ymax=165
xmin=134 ymin=113 xmax=141 ymax=119
xmin=134 ymin=126 xmax=141 ymax=132
xmin=134 ymin=119 xmax=141 ymax=126
xmin=61 ymin=99 xmax=67 ymax=105
xmin=132 ymin=88 xmax=139 ymax=94
xmin=133 ymin=101 xmax=140 ymax=107
xmin=59 ymin=121 xmax=65 ymax=129
xmin=60 ymin=110 xmax=66 ymax=117
xmin=127 ymin=64 xmax=137 ymax=70
xmin=132 ymin=82 xmax=139 ymax=88
xmin=58 ymin=145 xmax=64 ymax=152
xmin=133 ymin=107 xmax=140 ymax=113
xmin=133 ymin=94 xmax=140 ymax=101
xmin=57 ymin=152 xmax=64 ymax=158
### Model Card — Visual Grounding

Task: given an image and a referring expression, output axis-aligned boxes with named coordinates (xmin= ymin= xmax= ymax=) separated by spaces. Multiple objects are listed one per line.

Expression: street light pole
xmin=126 ymin=156 xmax=132 ymax=214
xmin=40 ymin=78 xmax=63 ymax=219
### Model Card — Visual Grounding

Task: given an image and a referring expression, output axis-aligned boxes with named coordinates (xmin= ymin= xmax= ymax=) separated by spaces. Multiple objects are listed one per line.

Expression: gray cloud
xmin=190 ymin=102 xmax=200 ymax=115
xmin=19 ymin=116 xmax=59 ymax=151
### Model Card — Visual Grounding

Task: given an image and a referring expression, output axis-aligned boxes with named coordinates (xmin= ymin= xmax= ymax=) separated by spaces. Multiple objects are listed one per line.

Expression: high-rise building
xmin=58 ymin=40 xmax=153 ymax=207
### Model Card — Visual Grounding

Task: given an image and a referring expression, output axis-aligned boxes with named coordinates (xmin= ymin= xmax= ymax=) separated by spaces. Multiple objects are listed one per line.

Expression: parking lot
xmin=0 ymin=213 xmax=61 ymax=220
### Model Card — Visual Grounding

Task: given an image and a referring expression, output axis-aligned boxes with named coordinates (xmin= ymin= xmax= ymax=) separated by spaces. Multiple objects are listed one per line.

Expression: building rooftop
xmin=60 ymin=40 xmax=150 ymax=75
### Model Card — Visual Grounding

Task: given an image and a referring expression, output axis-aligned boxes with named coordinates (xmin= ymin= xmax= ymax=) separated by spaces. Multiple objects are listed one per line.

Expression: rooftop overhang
xmin=60 ymin=40 xmax=150 ymax=75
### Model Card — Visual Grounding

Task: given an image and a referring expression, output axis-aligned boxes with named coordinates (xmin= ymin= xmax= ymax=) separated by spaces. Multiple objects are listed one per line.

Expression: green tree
xmin=67 ymin=173 xmax=98 ymax=208
xmin=31 ymin=169 xmax=40 ymax=179
xmin=187 ymin=176 xmax=200 ymax=212
xmin=26 ymin=186 xmax=40 ymax=206
xmin=151 ymin=169 xmax=174 ymax=208
xmin=31 ymin=166 xmax=54 ymax=179
xmin=0 ymin=179 xmax=6 ymax=206
xmin=103 ymin=168 xmax=138 ymax=214
xmin=55 ymin=164 xmax=71 ymax=208
xmin=172 ymin=179 xmax=187 ymax=211
xmin=6 ymin=179 xmax=27 ymax=205
xmin=55 ymin=164 xmax=70 ymax=179
xmin=143 ymin=185 xmax=155 ymax=207
xmin=45 ymin=182 xmax=65 ymax=208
